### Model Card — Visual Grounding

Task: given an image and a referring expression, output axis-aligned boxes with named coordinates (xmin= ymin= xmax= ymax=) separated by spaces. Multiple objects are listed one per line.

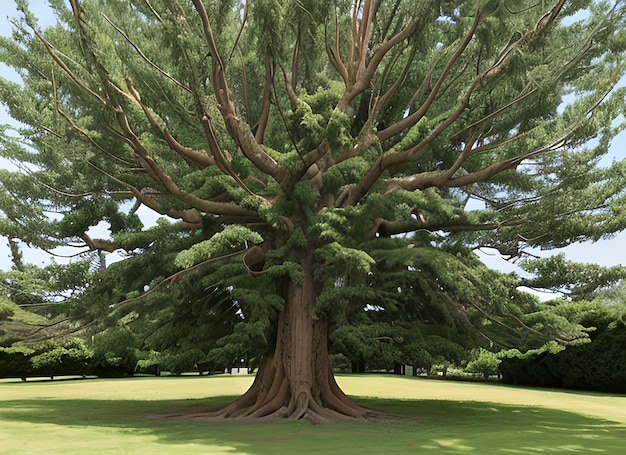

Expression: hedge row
xmin=499 ymin=323 xmax=626 ymax=393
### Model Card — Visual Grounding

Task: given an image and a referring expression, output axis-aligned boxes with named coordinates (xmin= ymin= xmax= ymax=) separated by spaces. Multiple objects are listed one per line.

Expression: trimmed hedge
xmin=500 ymin=323 xmax=626 ymax=393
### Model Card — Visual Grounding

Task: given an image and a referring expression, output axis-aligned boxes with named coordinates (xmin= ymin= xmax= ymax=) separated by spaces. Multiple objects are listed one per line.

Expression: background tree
xmin=1 ymin=0 xmax=626 ymax=422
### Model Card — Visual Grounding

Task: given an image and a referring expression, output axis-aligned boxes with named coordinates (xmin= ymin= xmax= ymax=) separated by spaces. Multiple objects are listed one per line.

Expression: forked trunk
xmin=195 ymin=252 xmax=384 ymax=423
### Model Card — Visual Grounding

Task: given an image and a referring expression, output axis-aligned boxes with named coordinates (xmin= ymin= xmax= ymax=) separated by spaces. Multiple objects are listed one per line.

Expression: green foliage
xmin=465 ymin=348 xmax=501 ymax=379
xmin=500 ymin=300 xmax=626 ymax=393
xmin=314 ymin=242 xmax=375 ymax=282
xmin=29 ymin=338 xmax=93 ymax=377
xmin=322 ymin=157 xmax=370 ymax=195
xmin=89 ymin=329 xmax=139 ymax=377
xmin=330 ymin=323 xmax=404 ymax=372
xmin=519 ymin=254 xmax=626 ymax=300
xmin=0 ymin=296 xmax=43 ymax=324
xmin=0 ymin=342 xmax=33 ymax=378
xmin=205 ymin=320 xmax=269 ymax=372
xmin=175 ymin=226 xmax=263 ymax=268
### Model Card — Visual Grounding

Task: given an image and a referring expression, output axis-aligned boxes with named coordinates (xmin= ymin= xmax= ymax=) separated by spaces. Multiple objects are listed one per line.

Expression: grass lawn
xmin=1 ymin=374 xmax=625 ymax=454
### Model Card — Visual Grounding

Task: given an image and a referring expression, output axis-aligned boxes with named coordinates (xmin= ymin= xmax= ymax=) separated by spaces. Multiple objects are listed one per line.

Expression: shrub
xmin=465 ymin=348 xmax=501 ymax=379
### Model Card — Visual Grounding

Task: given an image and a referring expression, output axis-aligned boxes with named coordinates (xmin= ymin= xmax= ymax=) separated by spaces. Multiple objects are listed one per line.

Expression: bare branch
xmin=325 ymin=11 xmax=350 ymax=85
xmin=227 ymin=0 xmax=249 ymax=66
xmin=111 ymin=105 xmax=258 ymax=217
xmin=27 ymin=14 xmax=106 ymax=105
xmin=123 ymin=78 xmax=215 ymax=168
xmin=364 ymin=216 xmax=524 ymax=239
xmin=87 ymin=161 xmax=203 ymax=225
xmin=81 ymin=233 xmax=116 ymax=253
xmin=338 ymin=13 xmax=419 ymax=110
xmin=347 ymin=1 xmax=574 ymax=204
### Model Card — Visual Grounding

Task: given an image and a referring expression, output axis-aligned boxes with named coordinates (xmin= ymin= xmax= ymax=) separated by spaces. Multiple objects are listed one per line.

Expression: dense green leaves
xmin=519 ymin=254 xmax=626 ymax=300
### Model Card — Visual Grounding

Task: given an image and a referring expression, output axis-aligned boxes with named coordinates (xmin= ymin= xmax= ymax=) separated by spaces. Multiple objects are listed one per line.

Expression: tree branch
xmin=124 ymin=78 xmax=216 ymax=168
xmin=111 ymin=105 xmax=258 ymax=217
xmin=364 ymin=217 xmax=524 ymax=239
xmin=347 ymin=1 xmax=573 ymax=204
xmin=110 ymin=244 xmax=263 ymax=310
xmin=88 ymin=161 xmax=203 ymax=225
xmin=325 ymin=11 xmax=350 ymax=86
xmin=338 ymin=11 xmax=419 ymax=110
xmin=377 ymin=9 xmax=482 ymax=141
xmin=190 ymin=0 xmax=289 ymax=187
xmin=255 ymin=47 xmax=274 ymax=144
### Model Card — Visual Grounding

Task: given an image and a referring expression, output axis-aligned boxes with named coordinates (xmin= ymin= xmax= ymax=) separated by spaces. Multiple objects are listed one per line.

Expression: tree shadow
xmin=1 ymin=396 xmax=625 ymax=454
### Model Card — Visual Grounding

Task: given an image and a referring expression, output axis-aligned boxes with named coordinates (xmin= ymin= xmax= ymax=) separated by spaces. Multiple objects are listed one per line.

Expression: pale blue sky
xmin=1 ymin=1 xmax=625 ymax=294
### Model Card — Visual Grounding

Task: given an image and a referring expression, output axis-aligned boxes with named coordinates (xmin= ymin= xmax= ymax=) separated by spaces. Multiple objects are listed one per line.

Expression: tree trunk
xmin=190 ymin=251 xmax=387 ymax=423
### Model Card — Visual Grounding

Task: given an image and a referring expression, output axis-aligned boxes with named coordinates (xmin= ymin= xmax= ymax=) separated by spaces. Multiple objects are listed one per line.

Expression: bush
xmin=465 ymin=348 xmax=501 ymax=379
xmin=330 ymin=353 xmax=351 ymax=373
xmin=89 ymin=330 xmax=139 ymax=377
xmin=0 ymin=344 xmax=34 ymax=379
xmin=30 ymin=339 xmax=93 ymax=378
xmin=500 ymin=324 xmax=626 ymax=393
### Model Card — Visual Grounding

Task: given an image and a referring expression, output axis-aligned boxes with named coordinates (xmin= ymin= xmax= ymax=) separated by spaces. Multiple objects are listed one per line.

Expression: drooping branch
xmin=109 ymin=244 xmax=266 ymax=310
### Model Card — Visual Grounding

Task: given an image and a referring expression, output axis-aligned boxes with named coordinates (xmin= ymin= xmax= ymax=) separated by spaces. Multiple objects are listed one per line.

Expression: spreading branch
xmin=190 ymin=0 xmax=290 ymax=187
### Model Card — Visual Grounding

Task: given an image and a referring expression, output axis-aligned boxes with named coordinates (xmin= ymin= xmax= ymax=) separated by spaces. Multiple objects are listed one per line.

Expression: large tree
xmin=1 ymin=0 xmax=626 ymax=422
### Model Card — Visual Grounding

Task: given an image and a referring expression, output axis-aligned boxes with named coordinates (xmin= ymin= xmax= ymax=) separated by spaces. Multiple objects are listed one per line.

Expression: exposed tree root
xmin=153 ymin=357 xmax=407 ymax=424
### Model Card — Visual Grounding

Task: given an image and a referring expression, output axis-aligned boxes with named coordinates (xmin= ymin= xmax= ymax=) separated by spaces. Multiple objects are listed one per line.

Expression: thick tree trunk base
xmin=157 ymin=357 xmax=402 ymax=424
xmin=156 ymin=252 xmax=408 ymax=423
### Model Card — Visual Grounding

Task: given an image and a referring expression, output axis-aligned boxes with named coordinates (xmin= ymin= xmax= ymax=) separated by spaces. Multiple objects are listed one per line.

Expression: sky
xmin=1 ymin=2 xmax=625 ymax=296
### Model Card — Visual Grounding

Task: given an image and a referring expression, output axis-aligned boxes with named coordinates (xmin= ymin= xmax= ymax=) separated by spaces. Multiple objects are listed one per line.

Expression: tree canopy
xmin=1 ymin=0 xmax=626 ymax=422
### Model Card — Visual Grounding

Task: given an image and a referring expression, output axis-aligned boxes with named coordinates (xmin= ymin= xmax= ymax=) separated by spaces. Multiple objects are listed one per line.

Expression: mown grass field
xmin=1 ymin=374 xmax=625 ymax=454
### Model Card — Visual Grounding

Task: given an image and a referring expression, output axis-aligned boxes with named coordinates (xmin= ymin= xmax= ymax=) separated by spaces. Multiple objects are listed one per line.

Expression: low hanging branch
xmin=109 ymin=244 xmax=264 ymax=310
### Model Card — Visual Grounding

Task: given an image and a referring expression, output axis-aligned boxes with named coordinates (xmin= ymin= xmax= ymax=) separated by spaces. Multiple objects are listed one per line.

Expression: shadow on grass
xmin=1 ymin=395 xmax=625 ymax=454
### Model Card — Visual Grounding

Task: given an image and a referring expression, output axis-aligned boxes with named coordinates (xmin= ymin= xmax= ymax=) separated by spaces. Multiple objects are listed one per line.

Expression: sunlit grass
xmin=1 ymin=375 xmax=625 ymax=454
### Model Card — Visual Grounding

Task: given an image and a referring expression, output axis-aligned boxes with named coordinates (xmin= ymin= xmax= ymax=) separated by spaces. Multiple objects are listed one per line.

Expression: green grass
xmin=1 ymin=374 xmax=626 ymax=454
